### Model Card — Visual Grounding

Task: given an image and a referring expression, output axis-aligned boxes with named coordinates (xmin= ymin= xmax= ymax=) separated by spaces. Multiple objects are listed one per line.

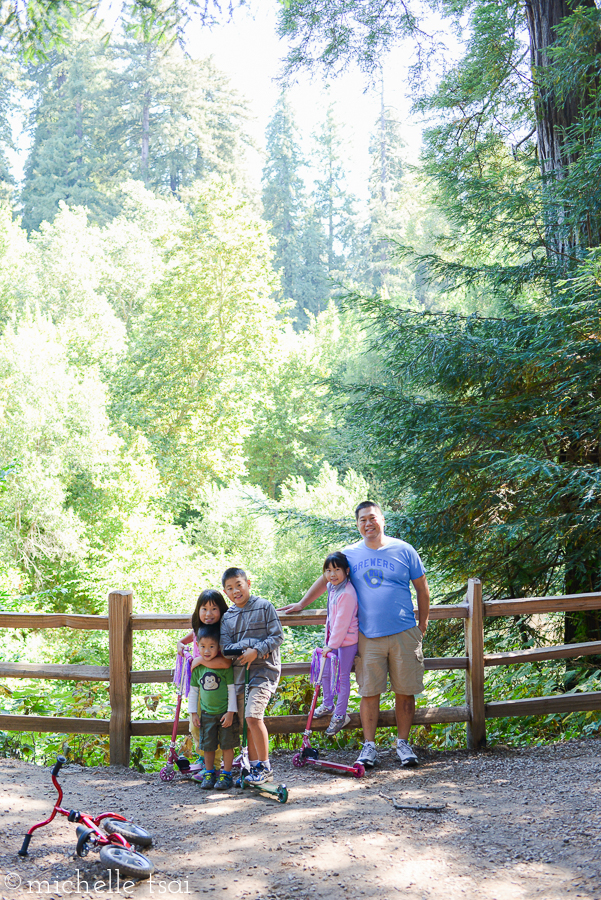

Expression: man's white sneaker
xmin=396 ymin=738 xmax=418 ymax=767
xmin=355 ymin=741 xmax=378 ymax=769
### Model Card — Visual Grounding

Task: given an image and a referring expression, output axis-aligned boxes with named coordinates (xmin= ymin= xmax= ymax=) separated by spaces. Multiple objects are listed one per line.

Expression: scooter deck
xmin=241 ymin=779 xmax=288 ymax=803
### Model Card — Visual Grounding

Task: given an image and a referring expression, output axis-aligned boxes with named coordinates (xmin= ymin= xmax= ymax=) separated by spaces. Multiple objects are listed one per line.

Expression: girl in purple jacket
xmin=313 ymin=551 xmax=359 ymax=735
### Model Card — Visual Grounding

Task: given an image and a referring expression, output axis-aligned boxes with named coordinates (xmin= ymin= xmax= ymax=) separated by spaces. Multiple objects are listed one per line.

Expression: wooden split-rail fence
xmin=1 ymin=579 xmax=601 ymax=766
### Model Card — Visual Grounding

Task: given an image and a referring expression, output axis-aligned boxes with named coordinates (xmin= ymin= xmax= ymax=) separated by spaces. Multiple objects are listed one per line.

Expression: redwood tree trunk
xmin=524 ymin=0 xmax=601 ymax=262
xmin=524 ymin=0 xmax=601 ymax=645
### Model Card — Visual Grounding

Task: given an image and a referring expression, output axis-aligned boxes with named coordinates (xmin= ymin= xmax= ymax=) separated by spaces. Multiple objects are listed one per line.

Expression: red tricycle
xmin=18 ymin=755 xmax=155 ymax=879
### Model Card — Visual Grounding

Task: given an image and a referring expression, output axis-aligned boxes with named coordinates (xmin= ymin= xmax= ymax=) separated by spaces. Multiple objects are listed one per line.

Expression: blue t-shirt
xmin=343 ymin=538 xmax=426 ymax=639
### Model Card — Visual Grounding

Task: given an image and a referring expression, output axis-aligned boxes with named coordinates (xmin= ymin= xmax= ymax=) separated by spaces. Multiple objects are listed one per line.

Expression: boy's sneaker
xmin=244 ymin=762 xmax=274 ymax=785
xmin=355 ymin=741 xmax=378 ymax=769
xmin=198 ymin=770 xmax=217 ymax=789
xmin=325 ymin=713 xmax=351 ymax=736
xmin=396 ymin=738 xmax=418 ymax=767
xmin=313 ymin=703 xmax=334 ymax=719
xmin=214 ymin=772 xmax=234 ymax=791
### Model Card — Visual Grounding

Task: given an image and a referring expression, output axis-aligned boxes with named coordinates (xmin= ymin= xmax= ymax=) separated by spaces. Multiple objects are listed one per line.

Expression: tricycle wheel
xmin=353 ymin=763 xmax=365 ymax=778
xmin=75 ymin=826 xmax=94 ymax=858
xmin=277 ymin=785 xmax=288 ymax=804
xmin=99 ymin=845 xmax=154 ymax=879
xmin=302 ymin=746 xmax=319 ymax=760
xmin=103 ymin=819 xmax=152 ymax=847
xmin=159 ymin=766 xmax=175 ymax=783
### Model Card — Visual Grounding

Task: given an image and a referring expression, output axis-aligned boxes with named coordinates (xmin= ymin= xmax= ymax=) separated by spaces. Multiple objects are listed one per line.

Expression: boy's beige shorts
xmin=236 ymin=682 xmax=273 ymax=720
xmin=354 ymin=626 xmax=425 ymax=697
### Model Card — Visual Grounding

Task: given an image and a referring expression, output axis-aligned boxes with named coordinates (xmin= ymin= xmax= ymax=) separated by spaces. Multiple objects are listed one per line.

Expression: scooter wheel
xmin=159 ymin=766 xmax=175 ymax=783
xmin=292 ymin=753 xmax=306 ymax=768
xmin=277 ymin=785 xmax=288 ymax=804
xmin=353 ymin=763 xmax=365 ymax=778
xmin=103 ymin=819 xmax=152 ymax=847
xmin=302 ymin=747 xmax=319 ymax=761
xmin=75 ymin=826 xmax=94 ymax=858
xmin=99 ymin=845 xmax=155 ymax=879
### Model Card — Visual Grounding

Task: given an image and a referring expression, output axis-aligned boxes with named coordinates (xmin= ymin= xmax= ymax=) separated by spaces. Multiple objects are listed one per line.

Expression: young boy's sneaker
xmin=313 ymin=703 xmax=334 ymax=718
xmin=355 ymin=741 xmax=378 ymax=769
xmin=214 ymin=772 xmax=234 ymax=791
xmin=198 ymin=771 xmax=217 ymax=789
xmin=245 ymin=762 xmax=273 ymax=785
xmin=325 ymin=713 xmax=351 ymax=736
xmin=395 ymin=738 xmax=418 ymax=767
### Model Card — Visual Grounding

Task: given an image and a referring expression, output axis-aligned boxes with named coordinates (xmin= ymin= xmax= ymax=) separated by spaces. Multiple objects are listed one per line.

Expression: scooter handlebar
xmin=51 ymin=755 xmax=67 ymax=778
xmin=222 ymin=648 xmax=244 ymax=657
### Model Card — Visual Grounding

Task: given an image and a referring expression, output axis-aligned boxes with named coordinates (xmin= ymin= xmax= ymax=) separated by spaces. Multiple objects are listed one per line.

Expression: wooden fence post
xmin=465 ymin=577 xmax=486 ymax=749
xmin=108 ymin=589 xmax=133 ymax=766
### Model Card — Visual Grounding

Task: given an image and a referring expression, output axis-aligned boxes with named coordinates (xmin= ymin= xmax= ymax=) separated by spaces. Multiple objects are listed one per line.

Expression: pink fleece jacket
xmin=325 ymin=580 xmax=359 ymax=649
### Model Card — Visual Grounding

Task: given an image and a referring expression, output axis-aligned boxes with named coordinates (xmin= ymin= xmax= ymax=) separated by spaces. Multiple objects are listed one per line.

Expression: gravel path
xmin=0 ymin=739 xmax=600 ymax=900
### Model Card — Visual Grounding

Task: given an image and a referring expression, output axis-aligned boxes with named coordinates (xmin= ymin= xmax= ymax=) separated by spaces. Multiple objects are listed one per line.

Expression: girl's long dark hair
xmin=322 ymin=551 xmax=350 ymax=575
xmin=191 ymin=589 xmax=228 ymax=636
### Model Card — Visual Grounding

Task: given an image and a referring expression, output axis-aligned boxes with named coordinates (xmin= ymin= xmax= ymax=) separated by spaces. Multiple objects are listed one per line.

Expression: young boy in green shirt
xmin=188 ymin=623 xmax=239 ymax=790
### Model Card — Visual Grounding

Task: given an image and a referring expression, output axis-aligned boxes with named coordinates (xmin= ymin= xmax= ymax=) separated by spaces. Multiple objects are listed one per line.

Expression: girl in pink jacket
xmin=313 ymin=551 xmax=359 ymax=735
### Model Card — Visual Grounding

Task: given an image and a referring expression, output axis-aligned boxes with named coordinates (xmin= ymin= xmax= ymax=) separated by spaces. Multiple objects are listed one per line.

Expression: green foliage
xmin=337 ymin=264 xmax=601 ymax=604
xmin=114 ymin=176 xmax=281 ymax=504
xmin=0 ymin=1 xmax=242 ymax=59
xmin=0 ymin=315 xmax=114 ymax=596
xmin=244 ymin=305 xmax=341 ymax=497
xmin=277 ymin=0 xmax=424 ymax=79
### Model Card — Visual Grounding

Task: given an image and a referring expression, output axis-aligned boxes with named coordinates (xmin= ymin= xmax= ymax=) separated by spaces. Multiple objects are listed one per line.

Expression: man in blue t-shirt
xmin=281 ymin=501 xmax=430 ymax=770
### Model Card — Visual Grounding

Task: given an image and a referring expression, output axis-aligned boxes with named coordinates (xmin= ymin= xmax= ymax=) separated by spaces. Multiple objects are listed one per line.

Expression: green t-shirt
xmin=190 ymin=664 xmax=234 ymax=716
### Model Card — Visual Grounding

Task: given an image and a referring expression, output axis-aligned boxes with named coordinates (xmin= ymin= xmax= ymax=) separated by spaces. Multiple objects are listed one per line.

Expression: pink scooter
xmin=292 ymin=648 xmax=365 ymax=778
xmin=160 ymin=650 xmax=203 ymax=782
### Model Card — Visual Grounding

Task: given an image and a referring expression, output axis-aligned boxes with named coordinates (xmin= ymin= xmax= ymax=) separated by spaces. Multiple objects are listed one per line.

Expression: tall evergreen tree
xmin=21 ymin=21 xmax=116 ymax=231
xmin=312 ymin=102 xmax=356 ymax=274
xmin=261 ymin=92 xmax=306 ymax=307
xmin=108 ymin=17 xmax=249 ymax=196
xmin=20 ymin=11 xmax=251 ymax=229
xmin=261 ymin=91 xmax=331 ymax=328
xmin=296 ymin=205 xmax=330 ymax=320
xmin=363 ymin=79 xmax=409 ymax=296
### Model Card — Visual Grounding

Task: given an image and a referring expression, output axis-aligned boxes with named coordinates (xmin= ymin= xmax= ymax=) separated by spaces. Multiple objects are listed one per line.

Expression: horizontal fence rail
xmin=1 ymin=583 xmax=601 ymax=761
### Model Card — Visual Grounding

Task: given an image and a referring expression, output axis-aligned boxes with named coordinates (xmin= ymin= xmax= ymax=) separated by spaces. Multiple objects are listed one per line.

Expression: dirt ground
xmin=0 ymin=738 xmax=600 ymax=900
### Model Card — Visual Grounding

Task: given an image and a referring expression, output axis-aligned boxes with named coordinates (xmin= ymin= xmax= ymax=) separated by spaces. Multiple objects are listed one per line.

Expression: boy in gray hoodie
xmin=219 ymin=567 xmax=283 ymax=785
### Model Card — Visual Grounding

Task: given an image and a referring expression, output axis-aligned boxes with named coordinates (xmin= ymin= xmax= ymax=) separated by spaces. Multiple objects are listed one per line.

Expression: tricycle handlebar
xmin=51 ymin=755 xmax=67 ymax=778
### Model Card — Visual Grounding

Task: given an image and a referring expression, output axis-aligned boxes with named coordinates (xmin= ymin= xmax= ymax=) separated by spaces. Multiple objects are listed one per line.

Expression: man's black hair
xmin=221 ymin=566 xmax=248 ymax=587
xmin=196 ymin=623 xmax=221 ymax=642
xmin=354 ymin=500 xmax=383 ymax=520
